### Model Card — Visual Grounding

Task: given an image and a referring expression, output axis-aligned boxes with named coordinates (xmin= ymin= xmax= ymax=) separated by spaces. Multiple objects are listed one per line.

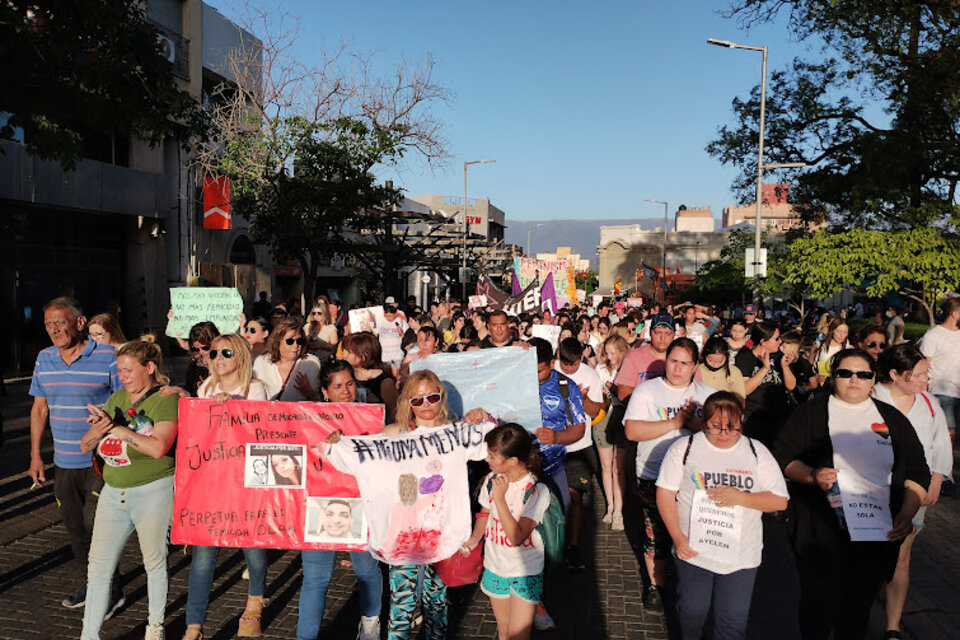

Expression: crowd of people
xmin=26 ymin=291 xmax=958 ymax=640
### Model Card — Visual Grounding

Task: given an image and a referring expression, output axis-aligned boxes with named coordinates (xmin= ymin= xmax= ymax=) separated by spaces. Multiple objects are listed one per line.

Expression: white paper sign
xmin=838 ymin=469 xmax=892 ymax=542
xmin=688 ymin=489 xmax=743 ymax=563
xmin=530 ymin=325 xmax=562 ymax=351
xmin=468 ymin=295 xmax=488 ymax=309
xmin=166 ymin=287 xmax=244 ymax=338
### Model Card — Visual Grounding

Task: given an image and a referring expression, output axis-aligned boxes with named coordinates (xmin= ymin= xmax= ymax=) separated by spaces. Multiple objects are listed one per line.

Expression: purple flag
xmin=511 ymin=270 xmax=522 ymax=295
xmin=540 ymin=273 xmax=558 ymax=314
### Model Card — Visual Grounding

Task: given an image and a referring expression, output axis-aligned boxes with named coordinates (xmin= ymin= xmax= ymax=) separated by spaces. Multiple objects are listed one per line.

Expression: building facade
xmin=0 ymin=1 xmax=266 ymax=377
xmin=721 ymin=184 xmax=818 ymax=231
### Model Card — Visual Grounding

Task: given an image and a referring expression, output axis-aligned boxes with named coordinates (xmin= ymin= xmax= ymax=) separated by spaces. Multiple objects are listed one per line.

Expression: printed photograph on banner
xmin=244 ymin=443 xmax=306 ymax=489
xmin=349 ymin=306 xmax=385 ymax=333
xmin=304 ymin=496 xmax=367 ymax=543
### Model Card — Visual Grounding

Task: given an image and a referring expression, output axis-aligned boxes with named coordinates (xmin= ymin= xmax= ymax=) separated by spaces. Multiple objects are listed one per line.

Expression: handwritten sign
xmin=166 ymin=287 xmax=244 ymax=338
xmin=468 ymin=295 xmax=488 ymax=309
xmin=409 ymin=347 xmax=543 ymax=432
xmin=688 ymin=489 xmax=743 ymax=563
xmin=171 ymin=398 xmax=384 ymax=551
xmin=838 ymin=469 xmax=893 ymax=542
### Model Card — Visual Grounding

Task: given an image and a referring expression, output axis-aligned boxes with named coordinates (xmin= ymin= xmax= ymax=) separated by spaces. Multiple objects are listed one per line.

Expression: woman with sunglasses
xmin=183 ymin=322 xmax=220 ymax=397
xmin=657 ymin=391 xmax=788 ymax=640
xmin=305 ymin=301 xmax=339 ymax=360
xmin=857 ymin=323 xmax=887 ymax=362
xmin=872 ymin=345 xmax=953 ymax=640
xmin=376 ymin=370 xmax=491 ymax=640
xmin=253 ymin=316 xmax=322 ymax=401
xmin=243 ymin=316 xmax=270 ymax=359
xmin=298 ymin=358 xmax=383 ymax=640
xmin=184 ymin=334 xmax=269 ymax=640
xmin=772 ymin=348 xmax=930 ymax=639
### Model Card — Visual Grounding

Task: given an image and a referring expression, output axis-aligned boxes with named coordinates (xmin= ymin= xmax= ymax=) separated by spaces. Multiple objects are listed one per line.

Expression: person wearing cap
xmin=614 ymin=312 xmax=675 ymax=402
xmin=743 ymin=304 xmax=759 ymax=332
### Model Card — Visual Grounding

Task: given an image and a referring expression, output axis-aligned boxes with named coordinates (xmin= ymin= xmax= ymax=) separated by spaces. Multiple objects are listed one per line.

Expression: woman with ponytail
xmin=463 ymin=423 xmax=551 ymax=640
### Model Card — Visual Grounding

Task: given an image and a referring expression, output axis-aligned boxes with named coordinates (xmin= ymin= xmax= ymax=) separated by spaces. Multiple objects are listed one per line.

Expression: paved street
xmin=1 ymin=378 xmax=957 ymax=639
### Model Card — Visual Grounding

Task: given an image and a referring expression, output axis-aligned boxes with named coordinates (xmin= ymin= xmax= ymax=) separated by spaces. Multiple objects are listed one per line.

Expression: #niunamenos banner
xmin=409 ymin=346 xmax=542 ymax=432
xmin=171 ymin=398 xmax=384 ymax=550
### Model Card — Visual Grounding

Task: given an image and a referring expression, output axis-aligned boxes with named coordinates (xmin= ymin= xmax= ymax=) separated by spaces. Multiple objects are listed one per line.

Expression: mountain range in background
xmin=505 ymin=218 xmax=719 ymax=270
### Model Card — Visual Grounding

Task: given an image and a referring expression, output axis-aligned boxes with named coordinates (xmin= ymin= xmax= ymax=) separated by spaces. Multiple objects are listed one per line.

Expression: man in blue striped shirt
xmin=29 ymin=297 xmax=123 ymax=611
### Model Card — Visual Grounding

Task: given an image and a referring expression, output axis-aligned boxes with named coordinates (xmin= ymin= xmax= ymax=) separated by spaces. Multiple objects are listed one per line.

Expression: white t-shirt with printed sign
xmin=656 ymin=432 xmax=788 ymax=574
xmin=827 ymin=396 xmax=893 ymax=488
xmin=325 ymin=420 xmax=494 ymax=566
xmin=478 ymin=472 xmax=551 ymax=577
xmin=624 ymin=377 xmax=715 ymax=480
xmin=554 ymin=362 xmax=603 ymax=452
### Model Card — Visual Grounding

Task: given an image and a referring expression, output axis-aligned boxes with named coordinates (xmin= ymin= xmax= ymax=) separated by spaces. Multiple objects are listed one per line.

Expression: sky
xmin=209 ymin=0 xmax=824 ymax=223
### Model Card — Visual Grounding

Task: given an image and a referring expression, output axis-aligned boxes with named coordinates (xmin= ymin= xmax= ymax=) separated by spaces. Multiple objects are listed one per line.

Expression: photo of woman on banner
xmin=244 ymin=445 xmax=305 ymax=489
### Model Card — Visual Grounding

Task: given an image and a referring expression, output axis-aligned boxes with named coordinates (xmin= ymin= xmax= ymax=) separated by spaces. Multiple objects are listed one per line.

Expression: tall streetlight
xmin=707 ymin=38 xmax=767 ymax=304
xmin=526 ymin=222 xmax=546 ymax=256
xmin=462 ymin=159 xmax=496 ymax=299
xmin=643 ymin=198 xmax=669 ymax=265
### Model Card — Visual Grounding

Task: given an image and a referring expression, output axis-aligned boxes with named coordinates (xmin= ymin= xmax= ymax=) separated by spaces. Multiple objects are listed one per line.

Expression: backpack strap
xmin=746 ymin=436 xmax=758 ymax=460
xmin=556 ymin=373 xmax=575 ymax=425
xmin=920 ymin=392 xmax=935 ymax=418
xmin=681 ymin=435 xmax=694 ymax=465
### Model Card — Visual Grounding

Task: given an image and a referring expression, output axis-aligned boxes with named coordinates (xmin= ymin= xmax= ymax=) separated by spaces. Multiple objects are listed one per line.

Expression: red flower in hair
xmin=745 ymin=339 xmax=754 ymax=348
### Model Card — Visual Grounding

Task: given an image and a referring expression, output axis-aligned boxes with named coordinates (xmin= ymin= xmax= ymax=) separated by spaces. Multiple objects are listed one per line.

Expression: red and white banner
xmin=171 ymin=398 xmax=384 ymax=550
xmin=203 ymin=176 xmax=232 ymax=230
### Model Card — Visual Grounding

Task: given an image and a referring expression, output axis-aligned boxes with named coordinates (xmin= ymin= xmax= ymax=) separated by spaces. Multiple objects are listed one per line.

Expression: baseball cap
xmin=651 ymin=312 xmax=676 ymax=331
xmin=384 ymin=296 xmax=396 ymax=305
xmin=744 ymin=304 xmax=757 ymax=314
xmin=614 ymin=300 xmax=626 ymax=310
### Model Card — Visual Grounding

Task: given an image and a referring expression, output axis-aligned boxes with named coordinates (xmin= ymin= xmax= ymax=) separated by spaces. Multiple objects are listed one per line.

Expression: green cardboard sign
xmin=166 ymin=287 xmax=244 ymax=338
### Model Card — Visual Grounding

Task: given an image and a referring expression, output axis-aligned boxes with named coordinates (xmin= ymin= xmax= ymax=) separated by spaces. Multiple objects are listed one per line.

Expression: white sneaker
xmin=242 ymin=567 xmax=250 ymax=580
xmin=144 ymin=623 xmax=165 ymax=640
xmin=533 ymin=608 xmax=556 ymax=631
xmin=356 ymin=615 xmax=381 ymax=640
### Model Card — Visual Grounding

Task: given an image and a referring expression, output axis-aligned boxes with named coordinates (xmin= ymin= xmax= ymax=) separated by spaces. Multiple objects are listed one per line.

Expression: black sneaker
xmin=103 ymin=591 xmax=126 ymax=621
xmin=643 ymin=585 xmax=664 ymax=613
xmin=61 ymin=584 xmax=86 ymax=609
xmin=565 ymin=545 xmax=586 ymax=571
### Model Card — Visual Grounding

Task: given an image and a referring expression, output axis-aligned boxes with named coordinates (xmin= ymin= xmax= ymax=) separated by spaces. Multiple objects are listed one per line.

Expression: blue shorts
xmin=480 ymin=569 xmax=543 ymax=604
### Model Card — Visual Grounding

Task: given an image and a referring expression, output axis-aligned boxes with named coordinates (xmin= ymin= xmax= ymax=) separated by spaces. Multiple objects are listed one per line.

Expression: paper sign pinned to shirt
xmin=688 ymin=489 xmax=743 ymax=564
xmin=167 ymin=287 xmax=244 ymax=338
xmin=409 ymin=347 xmax=543 ymax=433
xmin=838 ymin=469 xmax=892 ymax=542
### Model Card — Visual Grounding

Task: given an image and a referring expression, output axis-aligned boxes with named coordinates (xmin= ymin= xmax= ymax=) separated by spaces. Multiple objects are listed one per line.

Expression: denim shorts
xmin=480 ymin=569 xmax=543 ymax=603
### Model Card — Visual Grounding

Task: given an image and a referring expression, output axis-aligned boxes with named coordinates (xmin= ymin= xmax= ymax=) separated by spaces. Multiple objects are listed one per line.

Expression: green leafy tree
xmin=708 ymin=1 xmax=960 ymax=230
xmin=783 ymin=228 xmax=960 ymax=325
xmin=223 ymin=116 xmax=402 ymax=302
xmin=0 ymin=0 xmax=207 ymax=169
xmin=693 ymin=230 xmax=810 ymax=312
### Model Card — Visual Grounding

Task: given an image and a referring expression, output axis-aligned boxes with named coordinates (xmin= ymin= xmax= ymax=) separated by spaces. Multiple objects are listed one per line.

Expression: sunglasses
xmin=834 ymin=368 xmax=874 ymax=380
xmin=209 ymin=348 xmax=234 ymax=360
xmin=284 ymin=337 xmax=306 ymax=346
xmin=864 ymin=341 xmax=886 ymax=349
xmin=409 ymin=393 xmax=442 ymax=407
xmin=244 ymin=326 xmax=259 ymax=334
xmin=190 ymin=345 xmax=211 ymax=353
xmin=310 ymin=311 xmax=323 ymax=316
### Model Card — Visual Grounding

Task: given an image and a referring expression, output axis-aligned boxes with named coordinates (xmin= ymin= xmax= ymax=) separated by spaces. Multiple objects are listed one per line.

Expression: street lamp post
xmin=644 ymin=198 xmax=669 ymax=303
xmin=527 ymin=222 xmax=546 ymax=256
xmin=462 ymin=159 xmax=496 ymax=299
xmin=695 ymin=240 xmax=701 ymax=273
xmin=707 ymin=38 xmax=767 ymax=305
